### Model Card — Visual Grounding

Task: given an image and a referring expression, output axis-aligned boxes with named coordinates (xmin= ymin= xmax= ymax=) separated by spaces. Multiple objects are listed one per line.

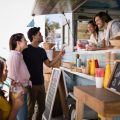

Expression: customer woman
xmin=7 ymin=33 xmax=31 ymax=120
xmin=86 ymin=20 xmax=104 ymax=50
xmin=0 ymin=57 xmax=24 ymax=120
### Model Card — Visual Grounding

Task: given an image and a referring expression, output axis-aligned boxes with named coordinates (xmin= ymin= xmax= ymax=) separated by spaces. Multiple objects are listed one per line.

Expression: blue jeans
xmin=16 ymin=94 xmax=28 ymax=120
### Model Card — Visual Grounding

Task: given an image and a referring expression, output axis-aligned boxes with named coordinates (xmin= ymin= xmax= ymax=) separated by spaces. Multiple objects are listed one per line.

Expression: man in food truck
xmin=94 ymin=11 xmax=120 ymax=47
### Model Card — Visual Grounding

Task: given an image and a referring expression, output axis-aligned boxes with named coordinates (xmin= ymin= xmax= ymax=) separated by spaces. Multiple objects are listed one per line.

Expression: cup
xmin=110 ymin=52 xmax=116 ymax=61
xmin=95 ymin=77 xmax=103 ymax=88
xmin=10 ymin=82 xmax=24 ymax=98
xmin=105 ymin=52 xmax=111 ymax=61
xmin=95 ymin=68 xmax=105 ymax=77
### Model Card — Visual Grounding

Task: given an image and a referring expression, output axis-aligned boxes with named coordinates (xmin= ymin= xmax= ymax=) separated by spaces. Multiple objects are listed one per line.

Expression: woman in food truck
xmin=86 ymin=20 xmax=105 ymax=50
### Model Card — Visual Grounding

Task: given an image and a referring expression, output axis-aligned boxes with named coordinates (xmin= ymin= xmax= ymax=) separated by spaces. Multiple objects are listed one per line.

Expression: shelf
xmin=60 ymin=66 xmax=95 ymax=81
xmin=75 ymin=49 xmax=120 ymax=54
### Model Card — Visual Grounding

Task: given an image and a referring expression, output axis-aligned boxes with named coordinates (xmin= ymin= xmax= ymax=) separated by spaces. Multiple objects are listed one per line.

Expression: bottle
xmin=104 ymin=63 xmax=111 ymax=88
xmin=86 ymin=59 xmax=91 ymax=74
xmin=90 ymin=59 xmax=96 ymax=76
xmin=95 ymin=59 xmax=99 ymax=68
xmin=101 ymin=39 xmax=106 ymax=48
xmin=76 ymin=54 xmax=81 ymax=68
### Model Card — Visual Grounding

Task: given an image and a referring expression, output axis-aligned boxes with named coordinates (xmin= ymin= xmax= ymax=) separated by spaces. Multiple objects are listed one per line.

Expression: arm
xmin=8 ymin=92 xmax=24 ymax=120
xmin=8 ymin=106 xmax=19 ymax=120
xmin=44 ymin=47 xmax=65 ymax=67
xmin=111 ymin=21 xmax=120 ymax=38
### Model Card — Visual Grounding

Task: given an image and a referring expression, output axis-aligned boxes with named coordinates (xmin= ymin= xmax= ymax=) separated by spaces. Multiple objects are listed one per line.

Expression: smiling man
xmin=94 ymin=11 xmax=120 ymax=46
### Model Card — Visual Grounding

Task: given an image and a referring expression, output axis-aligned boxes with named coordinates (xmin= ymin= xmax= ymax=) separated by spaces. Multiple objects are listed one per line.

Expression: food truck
xmin=31 ymin=0 xmax=120 ymax=120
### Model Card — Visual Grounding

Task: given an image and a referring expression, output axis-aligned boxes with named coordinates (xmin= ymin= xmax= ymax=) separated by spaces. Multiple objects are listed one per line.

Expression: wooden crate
xmin=43 ymin=50 xmax=61 ymax=74
xmin=62 ymin=62 xmax=74 ymax=69
xmin=44 ymin=73 xmax=51 ymax=92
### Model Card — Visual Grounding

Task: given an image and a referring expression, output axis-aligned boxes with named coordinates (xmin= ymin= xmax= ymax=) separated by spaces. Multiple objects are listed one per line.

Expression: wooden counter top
xmin=74 ymin=86 xmax=120 ymax=120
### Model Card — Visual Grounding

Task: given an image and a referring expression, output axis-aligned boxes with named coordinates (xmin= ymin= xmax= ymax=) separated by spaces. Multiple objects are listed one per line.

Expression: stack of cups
xmin=95 ymin=68 xmax=105 ymax=88
xmin=105 ymin=52 xmax=111 ymax=63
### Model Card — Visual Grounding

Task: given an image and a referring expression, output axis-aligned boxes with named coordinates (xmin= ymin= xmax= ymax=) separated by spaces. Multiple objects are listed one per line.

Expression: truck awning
xmin=32 ymin=0 xmax=120 ymax=16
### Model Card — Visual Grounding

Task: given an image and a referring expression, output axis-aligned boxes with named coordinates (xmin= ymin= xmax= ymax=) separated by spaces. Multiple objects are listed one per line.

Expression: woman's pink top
xmin=7 ymin=50 xmax=31 ymax=87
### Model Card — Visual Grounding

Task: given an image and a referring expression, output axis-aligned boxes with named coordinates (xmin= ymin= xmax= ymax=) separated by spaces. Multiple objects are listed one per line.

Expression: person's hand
xmin=10 ymin=82 xmax=25 ymax=110
xmin=10 ymin=81 xmax=25 ymax=94
xmin=59 ymin=45 xmax=65 ymax=57
xmin=85 ymin=44 xmax=97 ymax=51
xmin=10 ymin=91 xmax=24 ymax=110
xmin=101 ymin=39 xmax=107 ymax=48
xmin=8 ymin=91 xmax=24 ymax=120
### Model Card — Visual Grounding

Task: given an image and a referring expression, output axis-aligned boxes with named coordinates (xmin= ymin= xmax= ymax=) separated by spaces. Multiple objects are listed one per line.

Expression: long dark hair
xmin=0 ymin=57 xmax=6 ymax=97
xmin=9 ymin=33 xmax=24 ymax=50
xmin=94 ymin=11 xmax=112 ymax=23
xmin=0 ymin=57 xmax=6 ymax=82
xmin=88 ymin=20 xmax=99 ymax=35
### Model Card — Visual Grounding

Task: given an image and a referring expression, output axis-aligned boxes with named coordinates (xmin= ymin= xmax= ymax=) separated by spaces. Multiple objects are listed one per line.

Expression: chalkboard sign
xmin=42 ymin=68 xmax=68 ymax=120
xmin=108 ymin=62 xmax=120 ymax=95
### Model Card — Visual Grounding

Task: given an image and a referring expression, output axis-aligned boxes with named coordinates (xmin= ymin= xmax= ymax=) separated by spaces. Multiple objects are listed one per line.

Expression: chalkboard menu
xmin=42 ymin=68 xmax=61 ymax=120
xmin=108 ymin=62 xmax=120 ymax=94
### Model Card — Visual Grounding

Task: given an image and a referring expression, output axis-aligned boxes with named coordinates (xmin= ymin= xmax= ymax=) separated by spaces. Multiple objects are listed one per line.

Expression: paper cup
xmin=95 ymin=77 xmax=103 ymax=88
xmin=105 ymin=52 xmax=111 ymax=61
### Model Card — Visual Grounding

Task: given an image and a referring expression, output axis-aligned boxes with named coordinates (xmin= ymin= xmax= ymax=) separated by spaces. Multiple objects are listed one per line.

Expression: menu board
xmin=108 ymin=62 xmax=120 ymax=94
xmin=42 ymin=68 xmax=61 ymax=120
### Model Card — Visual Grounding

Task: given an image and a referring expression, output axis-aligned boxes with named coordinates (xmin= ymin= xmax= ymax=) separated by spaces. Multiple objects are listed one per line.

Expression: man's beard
xmin=40 ymin=36 xmax=43 ymax=42
xmin=38 ymin=39 xmax=43 ymax=44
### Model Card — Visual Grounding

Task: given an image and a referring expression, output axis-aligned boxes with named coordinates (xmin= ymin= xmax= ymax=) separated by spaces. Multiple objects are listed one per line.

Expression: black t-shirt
xmin=22 ymin=44 xmax=48 ymax=85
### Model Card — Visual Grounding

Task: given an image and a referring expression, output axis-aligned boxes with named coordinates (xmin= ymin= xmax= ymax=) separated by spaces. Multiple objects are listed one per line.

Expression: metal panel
xmin=32 ymin=0 xmax=120 ymax=15
xmin=32 ymin=0 xmax=87 ymax=15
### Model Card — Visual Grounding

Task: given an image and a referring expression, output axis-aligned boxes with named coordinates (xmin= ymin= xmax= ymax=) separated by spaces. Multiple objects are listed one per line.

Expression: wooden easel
xmin=42 ymin=68 xmax=69 ymax=120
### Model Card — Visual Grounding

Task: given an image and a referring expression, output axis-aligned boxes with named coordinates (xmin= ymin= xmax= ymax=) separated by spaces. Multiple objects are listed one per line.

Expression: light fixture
xmin=27 ymin=13 xmax=35 ymax=27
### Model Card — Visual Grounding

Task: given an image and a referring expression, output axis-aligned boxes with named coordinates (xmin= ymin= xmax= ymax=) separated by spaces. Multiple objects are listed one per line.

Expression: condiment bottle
xmin=76 ymin=54 xmax=81 ymax=68
xmin=90 ymin=59 xmax=96 ymax=76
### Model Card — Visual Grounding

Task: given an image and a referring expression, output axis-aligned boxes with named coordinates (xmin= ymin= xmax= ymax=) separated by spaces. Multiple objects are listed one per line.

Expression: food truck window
xmin=45 ymin=14 xmax=62 ymax=50
xmin=77 ymin=20 xmax=90 ymax=41
xmin=63 ymin=22 xmax=70 ymax=45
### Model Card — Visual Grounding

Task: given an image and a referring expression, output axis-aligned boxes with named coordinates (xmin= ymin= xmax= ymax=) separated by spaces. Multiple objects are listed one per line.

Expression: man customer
xmin=94 ymin=11 xmax=120 ymax=46
xmin=22 ymin=27 xmax=64 ymax=120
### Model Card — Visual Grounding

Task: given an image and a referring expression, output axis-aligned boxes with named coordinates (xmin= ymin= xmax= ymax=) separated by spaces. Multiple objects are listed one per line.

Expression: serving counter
xmin=74 ymin=86 xmax=120 ymax=120
xmin=61 ymin=49 xmax=120 ymax=120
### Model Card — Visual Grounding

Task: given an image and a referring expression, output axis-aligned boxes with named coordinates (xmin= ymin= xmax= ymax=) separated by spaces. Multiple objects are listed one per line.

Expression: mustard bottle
xmin=90 ymin=59 xmax=95 ymax=76
xmin=104 ymin=63 xmax=111 ymax=88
